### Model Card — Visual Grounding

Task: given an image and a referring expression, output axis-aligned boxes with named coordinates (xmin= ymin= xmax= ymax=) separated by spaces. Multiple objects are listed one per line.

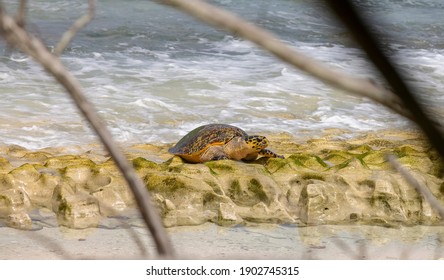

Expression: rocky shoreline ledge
xmin=1 ymin=129 xmax=443 ymax=230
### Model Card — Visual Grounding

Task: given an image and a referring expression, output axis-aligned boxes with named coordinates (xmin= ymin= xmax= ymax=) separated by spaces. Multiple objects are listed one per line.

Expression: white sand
xmin=1 ymin=219 xmax=444 ymax=260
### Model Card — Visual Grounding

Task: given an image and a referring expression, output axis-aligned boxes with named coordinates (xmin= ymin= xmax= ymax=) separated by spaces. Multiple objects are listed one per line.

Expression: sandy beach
xmin=2 ymin=212 xmax=443 ymax=260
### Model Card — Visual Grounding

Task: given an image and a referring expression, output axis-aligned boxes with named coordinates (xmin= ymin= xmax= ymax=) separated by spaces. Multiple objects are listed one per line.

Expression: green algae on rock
xmin=0 ymin=130 xmax=443 ymax=229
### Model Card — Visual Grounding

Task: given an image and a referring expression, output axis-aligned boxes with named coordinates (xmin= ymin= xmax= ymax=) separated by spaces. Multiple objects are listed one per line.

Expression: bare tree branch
xmin=387 ymin=154 xmax=444 ymax=220
xmin=326 ymin=0 xmax=444 ymax=166
xmin=53 ymin=0 xmax=96 ymax=56
xmin=159 ymin=0 xmax=413 ymax=121
xmin=0 ymin=6 xmax=174 ymax=258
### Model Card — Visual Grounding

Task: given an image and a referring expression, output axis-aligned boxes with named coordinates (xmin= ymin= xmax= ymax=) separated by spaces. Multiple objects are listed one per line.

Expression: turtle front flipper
xmin=211 ymin=155 xmax=229 ymax=161
xmin=259 ymin=149 xmax=284 ymax=159
xmin=200 ymin=146 xmax=228 ymax=163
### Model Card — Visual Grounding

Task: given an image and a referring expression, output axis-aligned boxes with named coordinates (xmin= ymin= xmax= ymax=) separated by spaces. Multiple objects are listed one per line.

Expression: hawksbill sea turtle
xmin=168 ymin=123 xmax=284 ymax=163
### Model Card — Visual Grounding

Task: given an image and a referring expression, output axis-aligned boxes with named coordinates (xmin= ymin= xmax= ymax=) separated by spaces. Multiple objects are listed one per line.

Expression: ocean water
xmin=0 ymin=0 xmax=443 ymax=149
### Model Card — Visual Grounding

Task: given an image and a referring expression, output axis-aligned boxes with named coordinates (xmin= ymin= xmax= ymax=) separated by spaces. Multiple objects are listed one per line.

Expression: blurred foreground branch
xmin=159 ymin=0 xmax=413 ymax=122
xmin=327 ymin=0 xmax=444 ymax=221
xmin=161 ymin=0 xmax=444 ymax=230
xmin=326 ymin=0 xmax=444 ymax=165
xmin=0 ymin=5 xmax=174 ymax=258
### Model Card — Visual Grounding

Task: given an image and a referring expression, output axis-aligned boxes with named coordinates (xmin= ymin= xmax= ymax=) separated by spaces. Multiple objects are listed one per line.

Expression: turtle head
xmin=245 ymin=135 xmax=269 ymax=151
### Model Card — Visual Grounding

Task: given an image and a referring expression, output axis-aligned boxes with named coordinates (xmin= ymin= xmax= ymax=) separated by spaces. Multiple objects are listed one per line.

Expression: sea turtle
xmin=168 ymin=124 xmax=284 ymax=163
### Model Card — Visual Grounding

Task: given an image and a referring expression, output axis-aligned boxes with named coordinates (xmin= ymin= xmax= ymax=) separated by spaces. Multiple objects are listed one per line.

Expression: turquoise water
xmin=0 ymin=0 xmax=443 ymax=149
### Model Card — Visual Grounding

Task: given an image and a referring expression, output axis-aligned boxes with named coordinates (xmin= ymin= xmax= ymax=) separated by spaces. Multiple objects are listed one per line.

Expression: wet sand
xmin=2 ymin=217 xmax=443 ymax=260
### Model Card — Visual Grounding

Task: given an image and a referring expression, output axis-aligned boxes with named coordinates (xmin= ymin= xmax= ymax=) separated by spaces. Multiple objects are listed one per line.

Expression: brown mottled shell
xmin=168 ymin=124 xmax=247 ymax=157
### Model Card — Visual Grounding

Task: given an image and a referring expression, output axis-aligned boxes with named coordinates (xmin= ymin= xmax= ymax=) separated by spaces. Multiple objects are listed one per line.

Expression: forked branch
xmin=53 ymin=0 xmax=96 ymax=56
xmin=0 ymin=6 xmax=174 ymax=258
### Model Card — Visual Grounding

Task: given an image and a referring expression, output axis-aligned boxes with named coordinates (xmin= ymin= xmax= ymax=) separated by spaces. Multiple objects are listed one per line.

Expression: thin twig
xmin=83 ymin=191 xmax=150 ymax=258
xmin=159 ymin=0 xmax=413 ymax=121
xmin=53 ymin=0 xmax=96 ymax=56
xmin=330 ymin=236 xmax=365 ymax=260
xmin=0 ymin=7 xmax=174 ymax=258
xmin=386 ymin=154 xmax=444 ymax=220
xmin=24 ymin=230 xmax=74 ymax=260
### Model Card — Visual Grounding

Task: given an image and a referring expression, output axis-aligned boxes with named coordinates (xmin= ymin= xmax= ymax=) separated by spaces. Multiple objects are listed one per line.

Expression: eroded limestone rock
xmin=217 ymin=202 xmax=240 ymax=225
xmin=6 ymin=212 xmax=32 ymax=230
xmin=0 ymin=188 xmax=31 ymax=216
xmin=52 ymin=183 xmax=101 ymax=229
xmin=0 ymin=130 xmax=443 ymax=229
